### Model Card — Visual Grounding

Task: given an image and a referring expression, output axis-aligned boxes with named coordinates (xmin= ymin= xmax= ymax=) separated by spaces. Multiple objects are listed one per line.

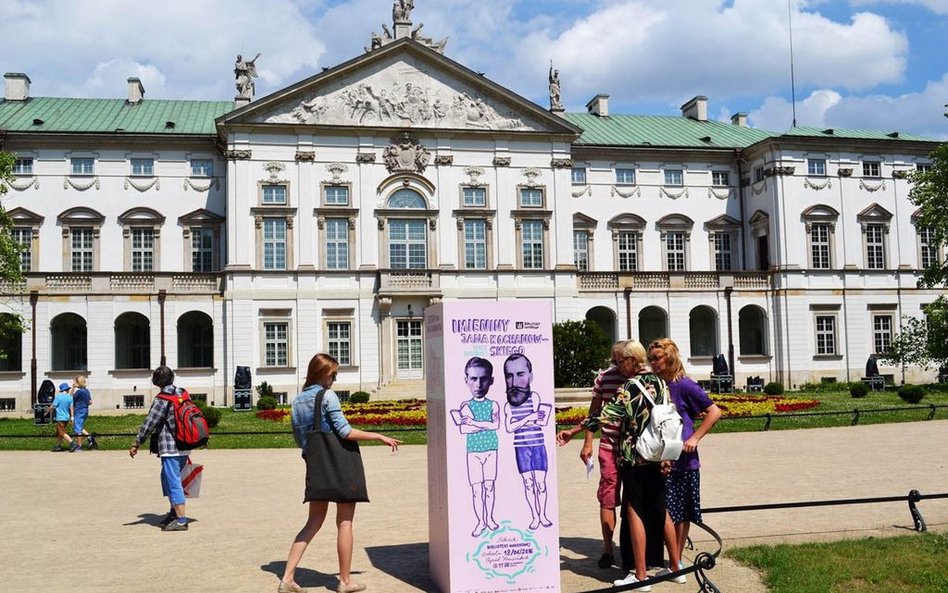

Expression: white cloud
xmin=850 ymin=0 xmax=948 ymax=14
xmin=748 ymin=74 xmax=948 ymax=139
xmin=0 ymin=0 xmax=327 ymax=100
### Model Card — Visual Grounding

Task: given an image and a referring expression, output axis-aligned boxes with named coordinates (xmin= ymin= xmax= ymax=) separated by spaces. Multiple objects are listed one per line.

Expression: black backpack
xmin=37 ymin=379 xmax=56 ymax=404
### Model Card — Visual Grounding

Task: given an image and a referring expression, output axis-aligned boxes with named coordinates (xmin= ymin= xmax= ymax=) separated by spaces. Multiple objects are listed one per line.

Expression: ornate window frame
xmin=573 ymin=213 xmax=598 ymax=271
xmin=705 ymin=214 xmax=740 ymax=272
xmin=258 ymin=309 xmax=294 ymax=370
xmin=118 ymin=207 xmax=165 ymax=272
xmin=255 ymin=215 xmax=295 ymax=270
xmin=912 ymin=208 xmax=942 ymax=270
xmin=802 ymin=204 xmax=839 ymax=269
xmin=608 ymin=213 xmax=645 ymax=272
xmin=657 ymin=214 xmax=694 ymax=272
xmin=7 ymin=207 xmax=44 ymax=272
xmin=517 ymin=185 xmax=546 ymax=209
xmin=323 ymin=308 xmax=357 ymax=369
xmin=178 ymin=208 xmax=225 ymax=272
xmin=375 ymin=179 xmax=438 ymax=269
xmin=57 ymin=206 xmax=105 ymax=272
xmin=811 ymin=305 xmax=841 ymax=358
xmin=857 ymin=203 xmax=893 ymax=270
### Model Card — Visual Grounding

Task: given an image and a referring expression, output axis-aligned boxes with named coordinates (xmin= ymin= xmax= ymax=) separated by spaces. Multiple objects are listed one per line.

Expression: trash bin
xmin=234 ymin=389 xmax=253 ymax=411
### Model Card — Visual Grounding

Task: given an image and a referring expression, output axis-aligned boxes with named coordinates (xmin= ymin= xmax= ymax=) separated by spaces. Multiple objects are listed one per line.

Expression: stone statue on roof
xmin=235 ymin=53 xmax=261 ymax=99
xmin=393 ymin=0 xmax=414 ymax=23
xmin=548 ymin=63 xmax=563 ymax=111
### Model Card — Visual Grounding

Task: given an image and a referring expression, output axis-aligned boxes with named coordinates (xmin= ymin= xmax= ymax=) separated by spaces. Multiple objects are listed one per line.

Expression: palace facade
xmin=0 ymin=16 xmax=942 ymax=410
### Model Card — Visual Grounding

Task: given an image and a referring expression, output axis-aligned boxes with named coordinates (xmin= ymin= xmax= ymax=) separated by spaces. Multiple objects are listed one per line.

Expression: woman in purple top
xmin=647 ymin=338 xmax=722 ymax=565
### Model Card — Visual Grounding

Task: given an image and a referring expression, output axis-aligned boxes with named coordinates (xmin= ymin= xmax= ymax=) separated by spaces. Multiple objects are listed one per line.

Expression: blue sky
xmin=1 ymin=0 xmax=946 ymax=138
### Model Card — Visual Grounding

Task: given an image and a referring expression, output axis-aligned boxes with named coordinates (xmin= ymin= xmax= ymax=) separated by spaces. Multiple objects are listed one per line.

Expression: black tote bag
xmin=302 ymin=390 xmax=369 ymax=503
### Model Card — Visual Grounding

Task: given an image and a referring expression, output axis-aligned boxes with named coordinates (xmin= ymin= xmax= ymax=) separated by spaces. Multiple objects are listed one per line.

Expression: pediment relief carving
xmin=608 ymin=213 xmax=646 ymax=230
xmin=261 ymin=58 xmax=541 ymax=132
xmin=856 ymin=203 xmax=893 ymax=221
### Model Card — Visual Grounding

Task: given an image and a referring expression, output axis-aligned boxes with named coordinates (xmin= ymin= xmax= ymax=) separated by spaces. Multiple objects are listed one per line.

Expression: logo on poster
xmin=515 ymin=321 xmax=541 ymax=330
xmin=467 ymin=522 xmax=547 ymax=584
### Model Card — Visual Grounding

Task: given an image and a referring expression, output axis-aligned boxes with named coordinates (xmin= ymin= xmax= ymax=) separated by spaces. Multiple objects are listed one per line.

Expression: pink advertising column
xmin=426 ymin=301 xmax=560 ymax=593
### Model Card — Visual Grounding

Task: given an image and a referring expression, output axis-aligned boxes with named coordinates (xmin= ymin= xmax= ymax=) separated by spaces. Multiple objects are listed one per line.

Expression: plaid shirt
xmin=135 ymin=387 xmax=186 ymax=457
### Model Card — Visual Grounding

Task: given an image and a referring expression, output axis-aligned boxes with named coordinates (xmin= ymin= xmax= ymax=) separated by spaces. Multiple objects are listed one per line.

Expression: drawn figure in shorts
xmin=458 ymin=356 xmax=501 ymax=537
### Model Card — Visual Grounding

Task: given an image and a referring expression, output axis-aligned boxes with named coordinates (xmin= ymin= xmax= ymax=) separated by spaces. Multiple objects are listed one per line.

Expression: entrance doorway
xmin=396 ymin=319 xmax=424 ymax=379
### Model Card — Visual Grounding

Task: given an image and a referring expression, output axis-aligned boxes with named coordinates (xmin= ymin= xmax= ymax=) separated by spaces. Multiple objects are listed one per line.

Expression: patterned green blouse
xmin=582 ymin=371 xmax=668 ymax=467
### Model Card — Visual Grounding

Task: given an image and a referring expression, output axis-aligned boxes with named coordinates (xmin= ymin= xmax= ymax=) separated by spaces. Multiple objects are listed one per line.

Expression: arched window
xmin=51 ymin=313 xmax=87 ymax=371
xmin=387 ymin=189 xmax=428 ymax=269
xmin=586 ymin=306 xmax=617 ymax=344
xmin=689 ymin=306 xmax=718 ymax=357
xmin=178 ymin=311 xmax=214 ymax=368
xmin=638 ymin=306 xmax=668 ymax=347
xmin=0 ymin=313 xmax=23 ymax=372
xmin=115 ymin=312 xmax=151 ymax=369
xmin=739 ymin=305 xmax=768 ymax=356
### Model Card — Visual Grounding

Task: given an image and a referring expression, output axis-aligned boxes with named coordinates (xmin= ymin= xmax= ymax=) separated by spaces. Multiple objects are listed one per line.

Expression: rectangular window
xmin=389 ymin=219 xmax=427 ymax=269
xmin=754 ymin=166 xmax=765 ymax=183
xmin=521 ymin=220 xmax=544 ymax=269
xmin=262 ymin=184 xmax=287 ymax=205
xmin=71 ymin=228 xmax=94 ymax=272
xmin=262 ymin=219 xmax=287 ymax=270
xmin=808 ymin=158 xmax=826 ymax=176
xmin=711 ymin=171 xmax=730 ymax=187
xmin=130 ymin=158 xmax=154 ymax=176
xmin=811 ymin=223 xmax=831 ymax=269
xmin=327 ymin=321 xmax=352 ymax=366
xmin=190 ymin=159 xmax=214 ymax=177
xmin=325 ymin=186 xmax=349 ymax=206
xmin=11 ymin=228 xmax=32 ymax=271
xmin=13 ymin=157 xmax=33 ymax=175
xmin=325 ymin=218 xmax=349 ymax=270
xmin=866 ymin=224 xmax=885 ymax=269
xmin=617 ymin=231 xmax=638 ymax=272
xmin=191 ymin=228 xmax=214 ymax=272
xmin=462 ymin=187 xmax=487 ymax=207
xmin=264 ymin=322 xmax=289 ymax=367
xmin=919 ymin=226 xmax=939 ymax=269
xmin=615 ymin=168 xmax=635 ymax=185
xmin=571 ymin=167 xmax=587 ymax=184
xmin=664 ymin=169 xmax=683 ymax=186
xmin=873 ymin=315 xmax=893 ymax=355
xmin=463 ymin=220 xmax=487 ymax=270
xmin=863 ymin=161 xmax=881 ymax=177
xmin=131 ymin=229 xmax=155 ymax=272
xmin=71 ymin=157 xmax=94 ymax=175
xmin=666 ymin=232 xmax=686 ymax=271
xmin=519 ymin=188 xmax=543 ymax=208
xmin=573 ymin=230 xmax=589 ymax=271
xmin=916 ymin=163 xmax=932 ymax=173
xmin=713 ymin=233 xmax=732 ymax=271
xmin=815 ymin=315 xmax=836 ymax=355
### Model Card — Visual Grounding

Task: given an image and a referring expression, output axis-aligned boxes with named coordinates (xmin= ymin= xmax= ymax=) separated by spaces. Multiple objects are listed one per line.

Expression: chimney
xmin=4 ymin=73 xmax=31 ymax=101
xmin=127 ymin=77 xmax=145 ymax=104
xmin=680 ymin=95 xmax=708 ymax=121
xmin=731 ymin=112 xmax=747 ymax=127
xmin=585 ymin=94 xmax=610 ymax=117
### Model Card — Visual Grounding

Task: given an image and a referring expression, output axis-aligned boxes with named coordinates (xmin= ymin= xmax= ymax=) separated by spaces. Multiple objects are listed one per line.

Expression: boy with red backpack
xmin=129 ymin=365 xmax=208 ymax=531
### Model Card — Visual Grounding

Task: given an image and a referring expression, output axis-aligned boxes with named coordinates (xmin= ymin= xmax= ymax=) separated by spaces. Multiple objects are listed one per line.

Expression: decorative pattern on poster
xmin=440 ymin=304 xmax=559 ymax=593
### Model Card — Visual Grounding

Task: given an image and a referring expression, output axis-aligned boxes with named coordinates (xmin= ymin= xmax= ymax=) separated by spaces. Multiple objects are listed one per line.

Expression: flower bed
xmin=254 ymin=395 xmax=820 ymax=425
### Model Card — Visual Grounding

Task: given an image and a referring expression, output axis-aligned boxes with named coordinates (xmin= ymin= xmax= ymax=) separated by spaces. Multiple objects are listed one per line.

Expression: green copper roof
xmin=783 ymin=126 xmax=936 ymax=142
xmin=564 ymin=113 xmax=777 ymax=148
xmin=0 ymin=97 xmax=235 ymax=135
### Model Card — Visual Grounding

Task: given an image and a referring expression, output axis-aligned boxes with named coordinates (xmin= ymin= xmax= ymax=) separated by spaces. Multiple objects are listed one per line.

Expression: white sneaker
xmin=612 ymin=573 xmax=651 ymax=591
xmin=655 ymin=567 xmax=687 ymax=584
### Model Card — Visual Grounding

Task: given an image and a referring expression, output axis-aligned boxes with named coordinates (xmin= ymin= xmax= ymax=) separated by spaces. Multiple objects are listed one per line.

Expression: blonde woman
xmin=648 ymin=338 xmax=721 ymax=570
xmin=70 ymin=375 xmax=97 ymax=451
xmin=280 ymin=353 xmax=402 ymax=593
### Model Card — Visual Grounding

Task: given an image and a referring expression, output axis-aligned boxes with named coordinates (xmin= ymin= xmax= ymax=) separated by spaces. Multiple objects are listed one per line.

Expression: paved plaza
xmin=2 ymin=420 xmax=946 ymax=593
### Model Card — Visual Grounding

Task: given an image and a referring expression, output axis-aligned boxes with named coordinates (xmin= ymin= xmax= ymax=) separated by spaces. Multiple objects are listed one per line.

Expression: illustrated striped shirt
xmin=510 ymin=392 xmax=545 ymax=448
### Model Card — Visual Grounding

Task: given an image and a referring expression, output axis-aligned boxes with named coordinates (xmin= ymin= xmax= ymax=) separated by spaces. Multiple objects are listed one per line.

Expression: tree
xmin=881 ymin=298 xmax=948 ymax=371
xmin=909 ymin=142 xmax=948 ymax=288
xmin=552 ymin=319 xmax=611 ymax=388
xmin=0 ymin=151 xmax=26 ymax=355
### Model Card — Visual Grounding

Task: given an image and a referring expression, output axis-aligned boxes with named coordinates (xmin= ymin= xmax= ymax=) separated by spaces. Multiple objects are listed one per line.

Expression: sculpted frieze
xmin=263 ymin=64 xmax=539 ymax=132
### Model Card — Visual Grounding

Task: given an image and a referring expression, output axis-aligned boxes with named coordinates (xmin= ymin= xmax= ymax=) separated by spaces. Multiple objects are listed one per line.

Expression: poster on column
xmin=426 ymin=300 xmax=559 ymax=593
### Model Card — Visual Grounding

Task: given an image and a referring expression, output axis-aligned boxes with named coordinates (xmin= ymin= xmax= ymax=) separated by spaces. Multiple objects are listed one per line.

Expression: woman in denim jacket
xmin=279 ymin=353 xmax=401 ymax=593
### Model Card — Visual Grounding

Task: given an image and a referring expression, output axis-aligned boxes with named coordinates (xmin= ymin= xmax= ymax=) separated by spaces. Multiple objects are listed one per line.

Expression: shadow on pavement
xmin=365 ymin=543 xmax=437 ymax=592
xmin=559 ymin=536 xmax=621 ymax=582
xmin=122 ymin=513 xmax=199 ymax=528
xmin=260 ymin=561 xmax=341 ymax=591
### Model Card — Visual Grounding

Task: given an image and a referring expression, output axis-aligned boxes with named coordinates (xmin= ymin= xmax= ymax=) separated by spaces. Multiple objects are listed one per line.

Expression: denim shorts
xmin=73 ymin=408 xmax=88 ymax=434
xmin=160 ymin=455 xmax=189 ymax=505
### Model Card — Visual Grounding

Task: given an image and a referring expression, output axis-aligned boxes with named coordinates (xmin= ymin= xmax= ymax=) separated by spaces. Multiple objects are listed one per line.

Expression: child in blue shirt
xmin=47 ymin=383 xmax=75 ymax=452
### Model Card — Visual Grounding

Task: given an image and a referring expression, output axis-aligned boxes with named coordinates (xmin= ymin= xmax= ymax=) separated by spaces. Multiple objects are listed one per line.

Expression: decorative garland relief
xmin=64 ymin=177 xmax=100 ymax=191
xmin=660 ymin=187 xmax=689 ymax=200
xmin=124 ymin=177 xmax=160 ymax=192
xmin=184 ymin=178 xmax=220 ymax=192
xmin=611 ymin=185 xmax=641 ymax=199
xmin=5 ymin=177 xmax=39 ymax=191
xmin=804 ymin=177 xmax=832 ymax=191
xmin=859 ymin=179 xmax=886 ymax=192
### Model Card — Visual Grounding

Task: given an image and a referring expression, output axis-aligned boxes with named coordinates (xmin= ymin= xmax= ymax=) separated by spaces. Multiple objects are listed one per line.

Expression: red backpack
xmin=157 ymin=387 xmax=210 ymax=450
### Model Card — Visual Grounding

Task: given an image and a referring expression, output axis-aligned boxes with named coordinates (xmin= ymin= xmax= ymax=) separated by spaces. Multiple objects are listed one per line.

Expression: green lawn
xmin=3 ymin=387 xmax=947 ymax=450
xmin=711 ymin=387 xmax=948 ymax=433
xmin=727 ymin=532 xmax=948 ymax=593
